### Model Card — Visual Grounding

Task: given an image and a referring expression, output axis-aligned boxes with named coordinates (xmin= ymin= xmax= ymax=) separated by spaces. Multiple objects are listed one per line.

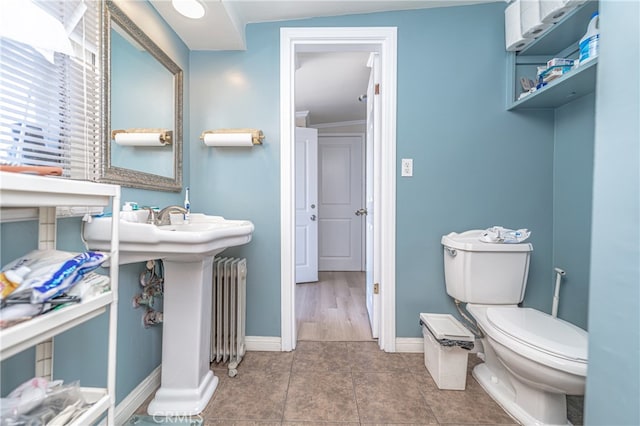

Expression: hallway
xmin=295 ymin=271 xmax=372 ymax=341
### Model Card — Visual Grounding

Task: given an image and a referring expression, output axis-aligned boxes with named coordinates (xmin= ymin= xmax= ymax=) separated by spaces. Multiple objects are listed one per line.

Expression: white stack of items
xmin=520 ymin=0 xmax=552 ymax=39
xmin=505 ymin=0 xmax=589 ymax=52
xmin=505 ymin=0 xmax=534 ymax=52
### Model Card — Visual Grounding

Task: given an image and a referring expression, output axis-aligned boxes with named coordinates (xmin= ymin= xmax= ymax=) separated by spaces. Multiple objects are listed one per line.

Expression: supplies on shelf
xmin=537 ymin=63 xmax=574 ymax=86
xmin=517 ymin=57 xmax=577 ymax=100
xmin=547 ymin=57 xmax=575 ymax=68
xmin=0 ymin=250 xmax=110 ymax=329
xmin=0 ymin=377 xmax=93 ymax=425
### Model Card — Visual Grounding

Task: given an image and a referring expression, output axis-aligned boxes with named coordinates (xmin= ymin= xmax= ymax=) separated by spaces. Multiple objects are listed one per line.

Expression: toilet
xmin=442 ymin=230 xmax=587 ymax=426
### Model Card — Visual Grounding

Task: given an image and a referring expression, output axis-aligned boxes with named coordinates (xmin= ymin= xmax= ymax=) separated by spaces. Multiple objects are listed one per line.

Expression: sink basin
xmin=83 ymin=213 xmax=254 ymax=264
xmin=83 ymin=212 xmax=254 ymax=415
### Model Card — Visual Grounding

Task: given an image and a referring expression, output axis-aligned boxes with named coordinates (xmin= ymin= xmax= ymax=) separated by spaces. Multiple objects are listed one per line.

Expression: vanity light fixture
xmin=171 ymin=0 xmax=205 ymax=19
xmin=112 ymin=129 xmax=172 ymax=146
xmin=200 ymin=129 xmax=265 ymax=147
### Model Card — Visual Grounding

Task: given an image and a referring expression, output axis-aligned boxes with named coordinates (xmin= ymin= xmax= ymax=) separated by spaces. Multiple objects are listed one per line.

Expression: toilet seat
xmin=467 ymin=304 xmax=587 ymax=376
xmin=486 ymin=307 xmax=588 ymax=363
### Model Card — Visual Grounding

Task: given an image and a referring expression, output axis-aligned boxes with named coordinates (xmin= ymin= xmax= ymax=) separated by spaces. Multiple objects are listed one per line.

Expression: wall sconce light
xmin=200 ymin=129 xmax=264 ymax=147
xmin=111 ymin=129 xmax=172 ymax=146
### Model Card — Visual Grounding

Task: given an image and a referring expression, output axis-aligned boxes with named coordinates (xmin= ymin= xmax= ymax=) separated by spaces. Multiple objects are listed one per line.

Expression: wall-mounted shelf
xmin=0 ymin=292 xmax=114 ymax=360
xmin=509 ymin=59 xmax=597 ymax=110
xmin=508 ymin=1 xmax=599 ymax=110
xmin=519 ymin=1 xmax=599 ymax=56
xmin=0 ymin=172 xmax=120 ymax=425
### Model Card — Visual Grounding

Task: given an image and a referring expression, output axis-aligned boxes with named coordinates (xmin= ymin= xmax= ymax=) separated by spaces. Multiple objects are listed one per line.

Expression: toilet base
xmin=473 ymin=363 xmax=572 ymax=426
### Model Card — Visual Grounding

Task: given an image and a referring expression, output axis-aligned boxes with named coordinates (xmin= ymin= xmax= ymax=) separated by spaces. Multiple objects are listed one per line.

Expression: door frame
xmin=280 ymin=27 xmax=397 ymax=352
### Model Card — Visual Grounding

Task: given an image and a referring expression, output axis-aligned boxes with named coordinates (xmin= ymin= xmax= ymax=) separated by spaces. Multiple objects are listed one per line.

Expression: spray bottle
xmin=184 ymin=187 xmax=191 ymax=224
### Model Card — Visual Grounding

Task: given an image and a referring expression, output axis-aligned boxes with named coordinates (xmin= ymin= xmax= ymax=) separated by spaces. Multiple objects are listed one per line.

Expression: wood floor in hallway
xmin=295 ymin=271 xmax=373 ymax=341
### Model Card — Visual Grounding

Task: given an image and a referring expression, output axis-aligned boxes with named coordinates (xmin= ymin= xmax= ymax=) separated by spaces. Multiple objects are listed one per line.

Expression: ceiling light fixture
xmin=171 ymin=0 xmax=205 ymax=19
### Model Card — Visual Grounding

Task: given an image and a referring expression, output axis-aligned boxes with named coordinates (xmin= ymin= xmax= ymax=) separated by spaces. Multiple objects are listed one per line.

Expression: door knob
xmin=355 ymin=208 xmax=368 ymax=216
xmin=310 ymin=214 xmax=317 ymax=221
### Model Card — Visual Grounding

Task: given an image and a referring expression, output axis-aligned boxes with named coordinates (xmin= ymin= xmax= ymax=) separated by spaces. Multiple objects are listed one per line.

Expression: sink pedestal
xmin=82 ymin=213 xmax=255 ymax=415
xmin=147 ymin=256 xmax=219 ymax=416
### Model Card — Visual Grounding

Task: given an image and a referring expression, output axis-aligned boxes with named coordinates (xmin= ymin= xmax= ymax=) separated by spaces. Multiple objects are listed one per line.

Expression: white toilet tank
xmin=441 ymin=230 xmax=533 ymax=304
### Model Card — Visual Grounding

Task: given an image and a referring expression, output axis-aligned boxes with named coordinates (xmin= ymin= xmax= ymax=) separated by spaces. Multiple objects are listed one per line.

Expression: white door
xmin=295 ymin=127 xmax=319 ymax=283
xmin=318 ymin=135 xmax=364 ymax=271
xmin=365 ymin=53 xmax=381 ymax=338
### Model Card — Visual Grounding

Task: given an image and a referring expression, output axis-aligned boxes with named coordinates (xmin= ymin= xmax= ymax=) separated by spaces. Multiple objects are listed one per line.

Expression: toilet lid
xmin=486 ymin=307 xmax=588 ymax=362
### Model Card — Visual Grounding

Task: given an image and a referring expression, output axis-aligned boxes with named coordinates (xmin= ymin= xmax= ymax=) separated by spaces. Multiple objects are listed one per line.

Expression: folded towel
xmin=480 ymin=226 xmax=530 ymax=243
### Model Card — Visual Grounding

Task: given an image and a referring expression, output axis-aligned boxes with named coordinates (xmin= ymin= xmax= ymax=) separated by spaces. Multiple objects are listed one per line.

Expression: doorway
xmin=297 ymin=129 xmax=369 ymax=341
xmin=280 ymin=27 xmax=397 ymax=352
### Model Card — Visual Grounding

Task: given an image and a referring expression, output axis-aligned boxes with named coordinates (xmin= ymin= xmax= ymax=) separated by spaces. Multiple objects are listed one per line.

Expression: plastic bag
xmin=0 ymin=379 xmax=84 ymax=426
xmin=27 ymin=251 xmax=107 ymax=303
xmin=480 ymin=226 xmax=531 ymax=243
xmin=0 ymin=378 xmax=62 ymax=421
xmin=1 ymin=250 xmax=108 ymax=304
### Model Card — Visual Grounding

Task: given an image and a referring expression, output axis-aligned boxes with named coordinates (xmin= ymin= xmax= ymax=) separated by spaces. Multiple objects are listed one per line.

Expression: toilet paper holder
xmin=200 ymin=128 xmax=265 ymax=147
xmin=111 ymin=128 xmax=172 ymax=146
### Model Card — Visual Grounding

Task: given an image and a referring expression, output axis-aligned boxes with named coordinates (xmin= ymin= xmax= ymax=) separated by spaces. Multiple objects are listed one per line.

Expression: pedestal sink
xmin=83 ymin=213 xmax=254 ymax=415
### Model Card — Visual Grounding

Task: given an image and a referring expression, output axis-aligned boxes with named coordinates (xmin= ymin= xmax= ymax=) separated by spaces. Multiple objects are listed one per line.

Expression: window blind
xmin=0 ymin=0 xmax=100 ymax=180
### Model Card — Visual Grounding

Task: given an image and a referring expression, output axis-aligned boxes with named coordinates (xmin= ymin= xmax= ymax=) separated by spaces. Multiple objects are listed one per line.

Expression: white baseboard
xmin=395 ymin=337 xmax=424 ymax=353
xmin=245 ymin=336 xmax=282 ymax=351
xmin=113 ymin=366 xmax=161 ymax=425
xmin=244 ymin=336 xmax=423 ymax=353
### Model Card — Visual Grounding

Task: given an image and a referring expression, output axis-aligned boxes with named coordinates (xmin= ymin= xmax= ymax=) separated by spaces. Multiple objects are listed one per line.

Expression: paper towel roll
xmin=114 ymin=133 xmax=168 ymax=146
xmin=505 ymin=0 xmax=534 ymax=51
xmin=202 ymin=132 xmax=254 ymax=147
xmin=521 ymin=0 xmax=552 ymax=38
xmin=540 ymin=0 xmax=573 ymax=24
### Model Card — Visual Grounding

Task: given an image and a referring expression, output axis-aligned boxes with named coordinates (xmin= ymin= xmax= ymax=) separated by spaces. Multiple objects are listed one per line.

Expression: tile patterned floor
xmin=136 ymin=341 xmax=584 ymax=425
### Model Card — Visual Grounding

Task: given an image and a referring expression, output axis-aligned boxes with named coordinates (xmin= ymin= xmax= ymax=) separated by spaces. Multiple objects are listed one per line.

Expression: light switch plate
xmin=401 ymin=158 xmax=413 ymax=177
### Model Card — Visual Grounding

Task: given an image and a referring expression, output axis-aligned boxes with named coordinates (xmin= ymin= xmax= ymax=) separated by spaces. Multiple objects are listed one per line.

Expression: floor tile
xmin=133 ymin=342 xmax=582 ymax=426
xmin=205 ymin=422 xmax=281 ymax=426
xmin=346 ymin=341 xmax=409 ymax=372
xmin=400 ymin=352 xmax=429 ymax=372
xmin=292 ymin=341 xmax=349 ymax=372
xmin=283 ymin=423 xmax=359 ymax=426
xmin=422 ymin=373 xmax=515 ymax=425
xmin=202 ymin=370 xmax=289 ymax=422
xmin=239 ymin=350 xmax=294 ymax=371
xmin=353 ymin=371 xmax=438 ymax=424
xmin=283 ymin=370 xmax=359 ymax=422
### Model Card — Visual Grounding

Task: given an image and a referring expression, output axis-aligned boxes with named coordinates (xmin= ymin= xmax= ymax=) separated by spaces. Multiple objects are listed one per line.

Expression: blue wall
xmin=190 ymin=3 xmax=559 ymax=338
xmin=585 ymin=0 xmax=640 ymax=424
xmin=553 ymin=93 xmax=595 ymax=329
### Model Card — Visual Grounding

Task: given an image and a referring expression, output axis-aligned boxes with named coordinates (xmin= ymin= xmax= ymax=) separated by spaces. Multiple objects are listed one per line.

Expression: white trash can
xmin=419 ymin=313 xmax=475 ymax=390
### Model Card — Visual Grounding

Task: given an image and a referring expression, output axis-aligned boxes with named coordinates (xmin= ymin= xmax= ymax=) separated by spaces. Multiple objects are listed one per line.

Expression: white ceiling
xmin=150 ymin=0 xmax=496 ymax=51
xmin=150 ymin=0 xmax=497 ymax=126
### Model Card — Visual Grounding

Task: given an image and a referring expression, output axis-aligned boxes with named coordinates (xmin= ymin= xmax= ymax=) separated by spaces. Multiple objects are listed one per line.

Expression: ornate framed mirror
xmin=99 ymin=0 xmax=183 ymax=192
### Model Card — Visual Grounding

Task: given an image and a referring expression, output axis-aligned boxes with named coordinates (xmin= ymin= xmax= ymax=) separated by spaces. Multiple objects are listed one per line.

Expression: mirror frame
xmin=100 ymin=0 xmax=183 ymax=192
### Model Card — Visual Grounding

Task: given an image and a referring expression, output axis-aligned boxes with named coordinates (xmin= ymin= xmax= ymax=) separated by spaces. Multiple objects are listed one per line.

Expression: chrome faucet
xmin=155 ymin=205 xmax=188 ymax=226
xmin=144 ymin=207 xmax=157 ymax=225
